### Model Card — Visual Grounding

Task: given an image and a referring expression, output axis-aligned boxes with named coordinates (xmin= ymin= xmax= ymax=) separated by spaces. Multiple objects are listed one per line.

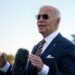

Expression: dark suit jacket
xmin=26 ymin=33 xmax=75 ymax=75
xmin=0 ymin=65 xmax=12 ymax=75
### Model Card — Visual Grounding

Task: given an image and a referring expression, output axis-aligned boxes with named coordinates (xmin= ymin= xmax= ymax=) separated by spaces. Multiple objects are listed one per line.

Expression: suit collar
xmin=42 ymin=31 xmax=59 ymax=53
xmin=41 ymin=33 xmax=63 ymax=57
xmin=32 ymin=33 xmax=63 ymax=55
xmin=44 ymin=30 xmax=59 ymax=45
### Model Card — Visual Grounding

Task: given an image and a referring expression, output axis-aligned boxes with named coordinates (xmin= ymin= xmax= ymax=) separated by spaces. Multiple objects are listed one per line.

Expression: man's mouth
xmin=38 ymin=24 xmax=45 ymax=27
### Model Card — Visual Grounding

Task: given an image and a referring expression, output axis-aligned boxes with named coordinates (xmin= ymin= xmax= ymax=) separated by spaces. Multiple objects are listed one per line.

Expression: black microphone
xmin=12 ymin=48 xmax=29 ymax=75
xmin=0 ymin=70 xmax=5 ymax=75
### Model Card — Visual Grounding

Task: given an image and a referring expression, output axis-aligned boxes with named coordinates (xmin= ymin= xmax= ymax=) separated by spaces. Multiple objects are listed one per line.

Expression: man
xmin=0 ymin=53 xmax=12 ymax=75
xmin=26 ymin=5 xmax=75 ymax=75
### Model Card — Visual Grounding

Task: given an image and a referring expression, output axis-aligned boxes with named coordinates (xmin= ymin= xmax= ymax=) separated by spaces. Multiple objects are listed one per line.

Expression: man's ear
xmin=57 ymin=18 xmax=60 ymax=24
xmin=55 ymin=18 xmax=60 ymax=29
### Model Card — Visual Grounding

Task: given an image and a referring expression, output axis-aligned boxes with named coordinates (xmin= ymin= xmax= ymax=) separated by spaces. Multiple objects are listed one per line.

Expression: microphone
xmin=0 ymin=70 xmax=5 ymax=75
xmin=12 ymin=48 xmax=29 ymax=75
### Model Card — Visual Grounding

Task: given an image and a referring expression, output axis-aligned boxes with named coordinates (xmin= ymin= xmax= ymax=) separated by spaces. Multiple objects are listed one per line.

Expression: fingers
xmin=28 ymin=54 xmax=43 ymax=71
xmin=29 ymin=54 xmax=40 ymax=61
xmin=29 ymin=54 xmax=40 ymax=64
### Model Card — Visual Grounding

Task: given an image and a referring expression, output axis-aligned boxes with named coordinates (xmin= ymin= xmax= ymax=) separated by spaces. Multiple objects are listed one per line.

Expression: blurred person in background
xmin=0 ymin=52 xmax=12 ymax=75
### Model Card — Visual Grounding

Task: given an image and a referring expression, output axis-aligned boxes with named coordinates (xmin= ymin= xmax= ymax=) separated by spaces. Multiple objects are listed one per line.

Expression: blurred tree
xmin=6 ymin=54 xmax=14 ymax=64
xmin=71 ymin=34 xmax=75 ymax=44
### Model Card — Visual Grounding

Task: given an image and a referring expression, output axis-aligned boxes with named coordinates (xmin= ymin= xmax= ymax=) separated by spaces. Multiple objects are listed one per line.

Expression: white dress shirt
xmin=38 ymin=30 xmax=59 ymax=75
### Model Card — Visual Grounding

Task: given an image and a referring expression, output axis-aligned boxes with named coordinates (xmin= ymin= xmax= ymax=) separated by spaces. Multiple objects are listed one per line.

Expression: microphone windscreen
xmin=12 ymin=48 xmax=29 ymax=75
xmin=0 ymin=70 xmax=5 ymax=75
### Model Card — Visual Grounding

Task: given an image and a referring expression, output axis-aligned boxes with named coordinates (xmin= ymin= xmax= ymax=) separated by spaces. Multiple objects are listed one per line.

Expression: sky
xmin=0 ymin=0 xmax=75 ymax=55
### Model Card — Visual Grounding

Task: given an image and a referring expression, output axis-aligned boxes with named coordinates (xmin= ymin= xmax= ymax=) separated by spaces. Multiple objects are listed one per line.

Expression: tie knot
xmin=40 ymin=39 xmax=45 ymax=45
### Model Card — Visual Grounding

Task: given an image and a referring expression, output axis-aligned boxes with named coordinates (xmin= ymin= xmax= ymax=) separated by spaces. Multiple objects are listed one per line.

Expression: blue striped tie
xmin=35 ymin=39 xmax=45 ymax=56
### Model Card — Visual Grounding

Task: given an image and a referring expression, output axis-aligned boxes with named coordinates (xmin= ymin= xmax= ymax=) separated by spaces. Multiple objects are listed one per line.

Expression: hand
xmin=29 ymin=54 xmax=44 ymax=72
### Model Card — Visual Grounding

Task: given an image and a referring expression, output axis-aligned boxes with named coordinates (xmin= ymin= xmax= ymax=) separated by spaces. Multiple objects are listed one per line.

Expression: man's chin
xmin=39 ymin=31 xmax=45 ymax=35
xmin=39 ymin=31 xmax=44 ymax=34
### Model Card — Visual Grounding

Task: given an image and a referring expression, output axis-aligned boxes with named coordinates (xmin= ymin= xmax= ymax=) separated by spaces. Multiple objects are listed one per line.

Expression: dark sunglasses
xmin=36 ymin=14 xmax=49 ymax=20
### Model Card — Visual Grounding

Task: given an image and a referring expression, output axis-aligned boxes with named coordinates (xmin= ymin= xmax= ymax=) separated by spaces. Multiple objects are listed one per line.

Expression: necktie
xmin=35 ymin=39 xmax=45 ymax=56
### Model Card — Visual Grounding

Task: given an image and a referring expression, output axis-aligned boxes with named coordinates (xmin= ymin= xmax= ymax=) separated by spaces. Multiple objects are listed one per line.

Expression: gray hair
xmin=40 ymin=5 xmax=61 ymax=19
xmin=53 ymin=7 xmax=61 ymax=19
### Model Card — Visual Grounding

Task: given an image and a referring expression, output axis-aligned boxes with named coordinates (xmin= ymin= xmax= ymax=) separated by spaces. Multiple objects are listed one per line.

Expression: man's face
xmin=37 ymin=7 xmax=58 ymax=37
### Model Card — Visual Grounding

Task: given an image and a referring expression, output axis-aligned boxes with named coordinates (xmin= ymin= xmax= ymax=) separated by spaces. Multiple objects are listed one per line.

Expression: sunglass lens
xmin=36 ymin=14 xmax=49 ymax=20
xmin=37 ymin=15 xmax=40 ymax=20
xmin=43 ymin=14 xmax=48 ymax=20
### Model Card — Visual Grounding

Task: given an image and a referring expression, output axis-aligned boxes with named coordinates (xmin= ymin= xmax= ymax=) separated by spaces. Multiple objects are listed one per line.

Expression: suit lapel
xmin=41 ymin=33 xmax=62 ymax=59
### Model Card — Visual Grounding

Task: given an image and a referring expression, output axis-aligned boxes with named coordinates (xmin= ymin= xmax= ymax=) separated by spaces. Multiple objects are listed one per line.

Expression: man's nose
xmin=38 ymin=16 xmax=44 ymax=21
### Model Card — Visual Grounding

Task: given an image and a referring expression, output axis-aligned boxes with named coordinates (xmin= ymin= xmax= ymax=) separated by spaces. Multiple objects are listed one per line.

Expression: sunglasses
xmin=36 ymin=14 xmax=49 ymax=20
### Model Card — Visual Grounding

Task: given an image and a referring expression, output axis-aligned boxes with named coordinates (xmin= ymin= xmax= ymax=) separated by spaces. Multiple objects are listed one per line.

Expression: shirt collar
xmin=44 ymin=30 xmax=59 ymax=44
